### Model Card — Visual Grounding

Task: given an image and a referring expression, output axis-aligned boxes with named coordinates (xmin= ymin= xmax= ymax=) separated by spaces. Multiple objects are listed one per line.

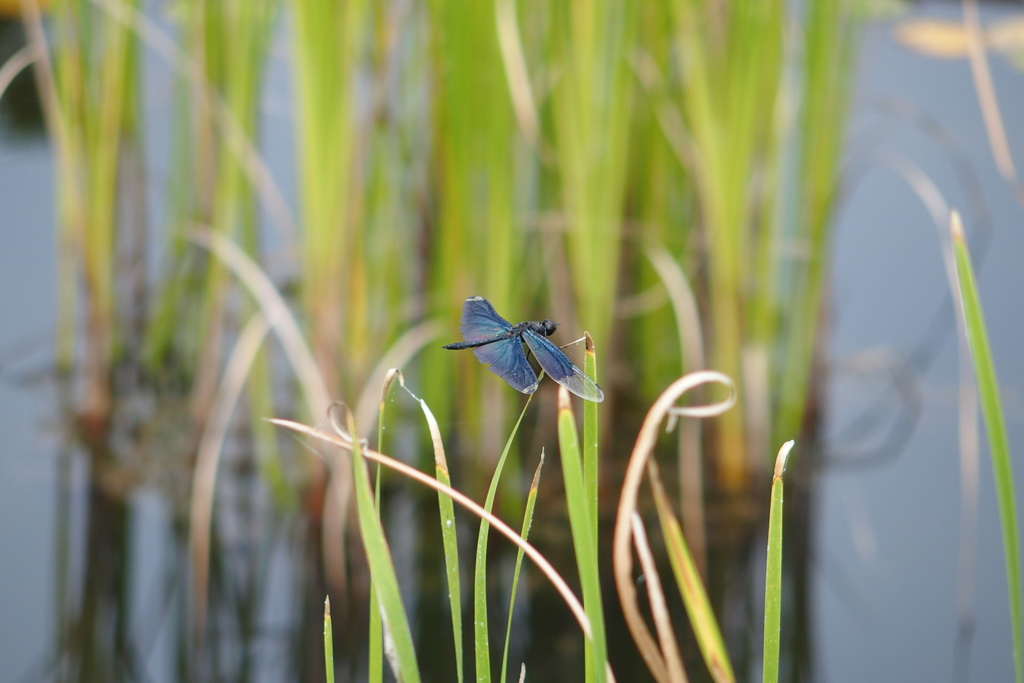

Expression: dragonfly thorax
xmin=523 ymin=319 xmax=559 ymax=337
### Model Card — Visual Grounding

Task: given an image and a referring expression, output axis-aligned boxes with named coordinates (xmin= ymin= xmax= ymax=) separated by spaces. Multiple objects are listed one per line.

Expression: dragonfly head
xmin=538 ymin=320 xmax=559 ymax=337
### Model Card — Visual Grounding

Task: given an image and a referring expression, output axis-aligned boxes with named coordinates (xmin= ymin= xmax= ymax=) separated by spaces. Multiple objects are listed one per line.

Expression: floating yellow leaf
xmin=894 ymin=19 xmax=970 ymax=58
xmin=895 ymin=14 xmax=1024 ymax=71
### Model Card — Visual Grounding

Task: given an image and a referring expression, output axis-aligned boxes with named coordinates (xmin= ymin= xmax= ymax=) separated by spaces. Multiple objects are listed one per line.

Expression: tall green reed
xmin=162 ymin=0 xmax=277 ymax=345
xmin=950 ymin=212 xmax=1023 ymax=683
xmin=557 ymin=387 xmax=608 ymax=683
xmin=774 ymin=0 xmax=858 ymax=451
xmin=25 ymin=0 xmax=863 ymax=676
xmin=666 ymin=0 xmax=785 ymax=489
xmin=548 ymin=2 xmax=635 ymax=350
xmin=177 ymin=0 xmax=281 ymax=472
xmin=424 ymin=0 xmax=521 ymax=458
xmin=291 ymin=0 xmax=369 ymax=395
xmin=29 ymin=0 xmax=141 ymax=424
xmin=289 ymin=0 xmax=428 ymax=440
xmin=34 ymin=0 xmax=859 ymax=488
xmin=654 ymin=0 xmax=857 ymax=490
xmin=763 ymin=440 xmax=794 ymax=683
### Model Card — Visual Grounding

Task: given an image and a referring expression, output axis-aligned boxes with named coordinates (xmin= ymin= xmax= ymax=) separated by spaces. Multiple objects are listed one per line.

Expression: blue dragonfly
xmin=442 ymin=296 xmax=604 ymax=403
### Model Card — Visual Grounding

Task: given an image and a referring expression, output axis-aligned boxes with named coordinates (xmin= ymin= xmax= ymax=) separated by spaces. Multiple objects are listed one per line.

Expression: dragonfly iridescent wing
xmin=472 ymin=335 xmax=540 ymax=394
xmin=458 ymin=295 xmax=513 ymax=341
xmin=522 ymin=329 xmax=605 ymax=402
xmin=454 ymin=296 xmax=540 ymax=394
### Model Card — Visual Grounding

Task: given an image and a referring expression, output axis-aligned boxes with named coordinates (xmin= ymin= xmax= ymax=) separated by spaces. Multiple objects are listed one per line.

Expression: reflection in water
xmin=1 ymin=1 xmax=827 ymax=676
xmin=26 ymin=388 xmax=819 ymax=682
xmin=4 ymin=6 xmax=1024 ymax=682
xmin=38 ymin=398 xmax=348 ymax=682
xmin=64 ymin=471 xmax=131 ymax=681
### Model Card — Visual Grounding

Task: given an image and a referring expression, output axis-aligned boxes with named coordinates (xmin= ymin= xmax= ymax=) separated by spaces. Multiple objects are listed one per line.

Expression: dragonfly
xmin=442 ymin=296 xmax=605 ymax=403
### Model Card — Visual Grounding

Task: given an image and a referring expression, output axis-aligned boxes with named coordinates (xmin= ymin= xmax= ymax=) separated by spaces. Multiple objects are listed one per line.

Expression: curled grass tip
xmin=950 ymin=209 xmax=965 ymax=242
xmin=558 ymin=384 xmax=572 ymax=412
xmin=774 ymin=440 xmax=795 ymax=479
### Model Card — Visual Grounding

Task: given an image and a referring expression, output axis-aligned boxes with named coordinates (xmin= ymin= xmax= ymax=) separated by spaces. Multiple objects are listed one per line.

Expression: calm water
xmin=3 ymin=4 xmax=1024 ymax=681
xmin=820 ymin=3 xmax=1024 ymax=681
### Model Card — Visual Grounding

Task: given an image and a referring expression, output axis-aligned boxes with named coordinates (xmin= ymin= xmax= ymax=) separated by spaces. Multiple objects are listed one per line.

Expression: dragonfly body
xmin=442 ymin=296 xmax=604 ymax=403
xmin=441 ymin=320 xmax=556 ymax=350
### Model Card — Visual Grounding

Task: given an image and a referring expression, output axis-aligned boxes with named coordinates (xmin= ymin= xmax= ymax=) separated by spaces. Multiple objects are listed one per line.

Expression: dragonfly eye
xmin=540 ymin=320 xmax=559 ymax=336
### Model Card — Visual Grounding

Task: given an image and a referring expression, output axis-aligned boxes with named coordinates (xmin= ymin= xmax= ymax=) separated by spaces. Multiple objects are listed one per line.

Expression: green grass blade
xmin=550 ymin=2 xmax=636 ymax=350
xmin=583 ymin=332 xmax=600 ymax=532
xmin=367 ymin=371 xmax=405 ymax=683
xmin=556 ymin=388 xmax=607 ymax=683
xmin=500 ymin=453 xmax=545 ymax=683
xmin=346 ymin=411 xmax=421 ymax=682
xmin=368 ymin=544 xmax=383 ymax=683
xmin=950 ymin=211 xmax=1023 ymax=683
xmin=413 ymin=392 xmax=463 ymax=683
xmin=581 ymin=334 xmax=603 ymax=683
xmin=269 ymin=416 xmax=597 ymax=659
xmin=762 ymin=441 xmax=794 ymax=683
xmin=474 ymin=395 xmax=534 ymax=682
xmin=649 ymin=462 xmax=735 ymax=683
xmin=324 ymin=596 xmax=335 ymax=683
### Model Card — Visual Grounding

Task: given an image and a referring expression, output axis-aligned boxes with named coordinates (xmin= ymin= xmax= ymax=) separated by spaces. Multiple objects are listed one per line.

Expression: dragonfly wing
xmin=459 ymin=296 xmax=513 ymax=341
xmin=473 ymin=337 xmax=540 ymax=394
xmin=523 ymin=330 xmax=605 ymax=402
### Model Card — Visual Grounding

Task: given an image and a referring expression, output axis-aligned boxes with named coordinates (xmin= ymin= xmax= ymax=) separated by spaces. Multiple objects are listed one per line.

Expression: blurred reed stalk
xmin=23 ymin=0 xmax=863 ymax=674
xmin=664 ymin=0 xmax=856 ymax=491
xmin=775 ymin=0 xmax=857 ymax=448
xmin=153 ymin=0 xmax=282 ymax=475
xmin=669 ymin=0 xmax=785 ymax=490
xmin=291 ymin=0 xmax=424 ymax=427
xmin=426 ymin=0 xmax=521 ymax=458
xmin=32 ymin=0 xmax=858 ymax=501
xmin=291 ymin=0 xmax=367 ymax=397
xmin=548 ymin=1 xmax=635 ymax=351
xmin=27 ymin=0 xmax=141 ymax=430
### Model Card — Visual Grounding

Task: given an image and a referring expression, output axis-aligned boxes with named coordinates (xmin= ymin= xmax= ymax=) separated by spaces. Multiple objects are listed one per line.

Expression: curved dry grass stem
xmin=0 ymin=44 xmax=38 ymax=103
xmin=631 ymin=512 xmax=688 ymax=683
xmin=267 ymin=417 xmax=596 ymax=644
xmin=193 ymin=229 xmax=352 ymax=592
xmin=613 ymin=371 xmax=736 ymax=683
xmin=870 ymin=152 xmax=950 ymax=227
xmin=869 ymin=154 xmax=982 ymax=642
xmin=18 ymin=0 xmax=61 ymax=142
xmin=962 ymin=0 xmax=1024 ymax=208
xmin=189 ymin=313 xmax=271 ymax=645
xmin=646 ymin=247 xmax=708 ymax=577
xmin=495 ymin=0 xmax=540 ymax=152
xmin=353 ymin=321 xmax=443 ymax=434
xmin=191 ymin=230 xmax=331 ymax=413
